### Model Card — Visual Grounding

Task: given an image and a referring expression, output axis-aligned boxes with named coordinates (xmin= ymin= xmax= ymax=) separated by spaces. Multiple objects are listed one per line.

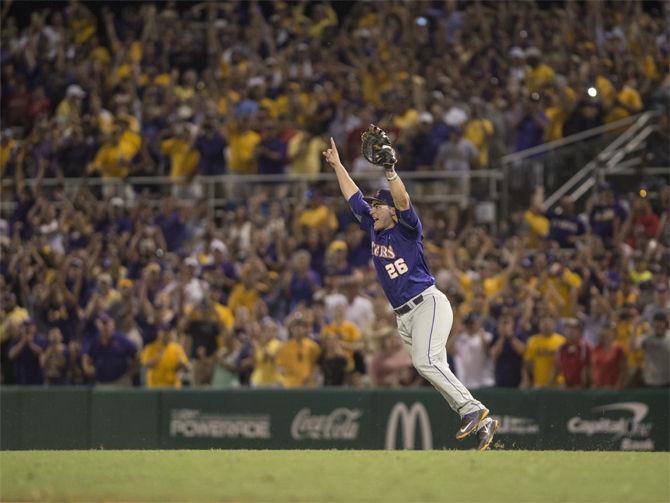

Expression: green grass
xmin=1 ymin=450 xmax=668 ymax=502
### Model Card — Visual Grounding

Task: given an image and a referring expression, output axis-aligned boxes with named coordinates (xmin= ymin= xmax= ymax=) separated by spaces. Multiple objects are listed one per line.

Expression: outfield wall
xmin=1 ymin=387 xmax=668 ymax=451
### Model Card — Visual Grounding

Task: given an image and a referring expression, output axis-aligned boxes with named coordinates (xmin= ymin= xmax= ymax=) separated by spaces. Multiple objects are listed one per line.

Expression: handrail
xmin=0 ymin=169 xmax=503 ymax=189
xmin=500 ymin=113 xmax=643 ymax=164
xmin=542 ymin=111 xmax=657 ymax=210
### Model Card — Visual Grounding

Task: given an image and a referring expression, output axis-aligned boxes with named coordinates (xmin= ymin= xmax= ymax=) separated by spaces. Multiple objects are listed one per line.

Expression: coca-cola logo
xmin=291 ymin=407 xmax=362 ymax=440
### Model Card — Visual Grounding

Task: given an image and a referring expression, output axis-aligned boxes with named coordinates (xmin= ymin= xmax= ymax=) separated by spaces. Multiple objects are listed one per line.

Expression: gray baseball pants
xmin=396 ymin=285 xmax=485 ymax=417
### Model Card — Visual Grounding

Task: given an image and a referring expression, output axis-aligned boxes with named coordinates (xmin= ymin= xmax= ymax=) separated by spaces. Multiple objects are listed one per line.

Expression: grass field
xmin=1 ymin=450 xmax=668 ymax=502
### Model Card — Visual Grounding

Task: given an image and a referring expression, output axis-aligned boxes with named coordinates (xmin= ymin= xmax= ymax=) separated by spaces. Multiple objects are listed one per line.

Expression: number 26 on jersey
xmin=385 ymin=258 xmax=408 ymax=279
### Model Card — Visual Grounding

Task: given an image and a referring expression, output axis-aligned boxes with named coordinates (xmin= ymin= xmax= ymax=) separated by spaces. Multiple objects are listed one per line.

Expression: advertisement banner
xmin=377 ymin=389 xmax=545 ymax=451
xmin=1 ymin=387 xmax=668 ymax=451
xmin=542 ymin=390 xmax=670 ymax=451
xmin=160 ymin=390 xmax=376 ymax=449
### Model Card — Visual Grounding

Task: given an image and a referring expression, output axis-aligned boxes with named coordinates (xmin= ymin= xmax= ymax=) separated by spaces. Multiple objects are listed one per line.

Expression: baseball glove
xmin=361 ymin=124 xmax=397 ymax=168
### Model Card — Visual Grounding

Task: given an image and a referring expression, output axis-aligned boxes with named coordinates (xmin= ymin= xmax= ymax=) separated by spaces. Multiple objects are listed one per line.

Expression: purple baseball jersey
xmin=348 ymin=191 xmax=435 ymax=308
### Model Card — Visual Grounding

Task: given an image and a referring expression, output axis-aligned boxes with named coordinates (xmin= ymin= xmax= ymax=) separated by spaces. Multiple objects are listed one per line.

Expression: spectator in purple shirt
xmin=588 ymin=184 xmax=627 ymax=245
xmin=282 ymin=250 xmax=321 ymax=310
xmin=255 ymin=121 xmax=287 ymax=175
xmin=82 ymin=313 xmax=138 ymax=386
xmin=344 ymin=223 xmax=371 ymax=269
xmin=8 ymin=319 xmax=47 ymax=385
xmin=196 ymin=120 xmax=227 ymax=176
xmin=154 ymin=197 xmax=186 ymax=252
xmin=489 ymin=314 xmax=528 ymax=387
xmin=514 ymin=94 xmax=549 ymax=152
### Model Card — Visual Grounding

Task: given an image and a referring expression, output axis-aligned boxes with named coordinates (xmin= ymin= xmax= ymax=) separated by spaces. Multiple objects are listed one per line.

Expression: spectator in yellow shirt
xmin=55 ymin=84 xmax=86 ymax=123
xmin=160 ymin=125 xmax=200 ymax=178
xmin=250 ymin=318 xmax=282 ymax=387
xmin=320 ymin=303 xmax=364 ymax=374
xmin=228 ymin=262 xmax=263 ymax=314
xmin=523 ymin=186 xmax=550 ymax=248
xmin=463 ymin=99 xmax=493 ymax=167
xmin=276 ymin=315 xmax=321 ymax=388
xmin=0 ymin=133 xmax=16 ymax=177
xmin=525 ymin=47 xmax=555 ymax=94
xmin=296 ymin=192 xmax=339 ymax=238
xmin=523 ymin=316 xmax=566 ymax=388
xmin=544 ymin=76 xmax=577 ymax=141
xmin=88 ymin=129 xmax=129 ymax=178
xmin=227 ymin=117 xmax=261 ymax=174
xmin=140 ymin=325 xmax=191 ymax=388
xmin=287 ymin=129 xmax=326 ymax=177
xmin=604 ymin=78 xmax=642 ymax=124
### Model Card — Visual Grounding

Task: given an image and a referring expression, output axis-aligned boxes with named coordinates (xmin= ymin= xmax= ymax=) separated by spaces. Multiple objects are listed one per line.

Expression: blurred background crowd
xmin=1 ymin=1 xmax=668 ymax=389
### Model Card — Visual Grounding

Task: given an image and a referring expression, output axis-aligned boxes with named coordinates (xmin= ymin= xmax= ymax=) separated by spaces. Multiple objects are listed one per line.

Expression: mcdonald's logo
xmin=385 ymin=402 xmax=433 ymax=450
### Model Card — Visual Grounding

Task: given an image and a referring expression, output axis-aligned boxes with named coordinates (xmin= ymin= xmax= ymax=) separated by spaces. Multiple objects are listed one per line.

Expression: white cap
xmin=418 ymin=111 xmax=434 ymax=124
xmin=177 ymin=106 xmax=193 ymax=120
xmin=211 ymin=239 xmax=228 ymax=254
xmin=525 ymin=47 xmax=541 ymax=58
xmin=444 ymin=106 xmax=468 ymax=127
xmin=66 ymin=84 xmax=86 ymax=98
xmin=111 ymin=197 xmax=124 ymax=207
xmin=248 ymin=77 xmax=265 ymax=88
xmin=185 ymin=257 xmax=198 ymax=267
xmin=509 ymin=47 xmax=525 ymax=59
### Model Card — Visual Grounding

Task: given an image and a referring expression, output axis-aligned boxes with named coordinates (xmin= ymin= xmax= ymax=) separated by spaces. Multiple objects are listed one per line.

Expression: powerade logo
xmin=567 ymin=402 xmax=654 ymax=451
xmin=170 ymin=409 xmax=271 ymax=439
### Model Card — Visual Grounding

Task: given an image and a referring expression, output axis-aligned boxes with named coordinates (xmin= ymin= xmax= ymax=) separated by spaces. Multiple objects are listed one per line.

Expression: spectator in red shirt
xmin=591 ymin=322 xmax=627 ymax=388
xmin=625 ymin=196 xmax=659 ymax=249
xmin=27 ymin=86 xmax=51 ymax=123
xmin=554 ymin=318 xmax=591 ymax=388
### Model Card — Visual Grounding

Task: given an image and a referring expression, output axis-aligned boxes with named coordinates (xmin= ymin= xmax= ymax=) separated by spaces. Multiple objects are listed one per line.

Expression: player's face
xmin=371 ymin=203 xmax=396 ymax=231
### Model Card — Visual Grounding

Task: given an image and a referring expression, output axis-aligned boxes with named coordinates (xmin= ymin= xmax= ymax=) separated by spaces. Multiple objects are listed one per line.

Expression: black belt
xmin=394 ymin=294 xmax=424 ymax=315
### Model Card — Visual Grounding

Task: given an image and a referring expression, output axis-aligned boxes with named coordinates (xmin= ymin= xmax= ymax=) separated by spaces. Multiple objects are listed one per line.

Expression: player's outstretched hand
xmin=322 ymin=137 xmax=342 ymax=170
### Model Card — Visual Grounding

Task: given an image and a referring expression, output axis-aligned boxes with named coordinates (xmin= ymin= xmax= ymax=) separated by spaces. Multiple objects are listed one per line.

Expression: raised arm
xmin=385 ymin=164 xmax=411 ymax=211
xmin=322 ymin=137 xmax=360 ymax=201
xmin=364 ymin=125 xmax=410 ymax=211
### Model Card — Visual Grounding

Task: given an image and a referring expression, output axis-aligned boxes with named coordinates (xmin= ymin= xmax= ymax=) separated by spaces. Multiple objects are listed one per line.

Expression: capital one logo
xmin=567 ymin=402 xmax=653 ymax=443
xmin=385 ymin=402 xmax=433 ymax=450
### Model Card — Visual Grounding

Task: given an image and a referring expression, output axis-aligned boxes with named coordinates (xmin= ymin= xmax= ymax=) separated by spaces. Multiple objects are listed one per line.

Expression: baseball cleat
xmin=477 ymin=418 xmax=499 ymax=451
xmin=455 ymin=408 xmax=489 ymax=440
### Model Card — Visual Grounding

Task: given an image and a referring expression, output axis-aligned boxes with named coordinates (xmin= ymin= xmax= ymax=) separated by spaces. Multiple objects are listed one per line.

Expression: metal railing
xmin=0 ymin=169 xmax=504 ymax=214
xmin=499 ymin=113 xmax=644 ymax=165
xmin=542 ymin=111 xmax=659 ymax=209
xmin=1 ymin=112 xmax=657 ymax=222
xmin=498 ymin=115 xmax=646 ymax=218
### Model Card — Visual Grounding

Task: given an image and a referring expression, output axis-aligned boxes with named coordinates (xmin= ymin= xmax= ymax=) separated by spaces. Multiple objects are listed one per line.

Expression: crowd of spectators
xmin=1 ymin=170 xmax=668 ymax=388
xmin=1 ymin=0 xmax=668 ymax=185
xmin=1 ymin=1 xmax=669 ymax=389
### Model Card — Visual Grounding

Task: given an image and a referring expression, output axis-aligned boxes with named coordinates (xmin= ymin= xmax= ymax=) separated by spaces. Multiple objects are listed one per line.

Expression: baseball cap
xmin=418 ymin=111 xmax=434 ymax=124
xmin=509 ymin=46 xmax=525 ymax=58
xmin=66 ymin=84 xmax=86 ymax=98
xmin=364 ymin=189 xmax=395 ymax=208
xmin=211 ymin=239 xmax=228 ymax=254
xmin=525 ymin=47 xmax=541 ymax=58
xmin=464 ymin=312 xmax=479 ymax=324
xmin=328 ymin=240 xmax=348 ymax=253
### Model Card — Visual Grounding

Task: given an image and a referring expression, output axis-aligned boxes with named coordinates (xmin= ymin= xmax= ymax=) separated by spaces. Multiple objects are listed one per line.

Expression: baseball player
xmin=322 ymin=126 xmax=498 ymax=450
